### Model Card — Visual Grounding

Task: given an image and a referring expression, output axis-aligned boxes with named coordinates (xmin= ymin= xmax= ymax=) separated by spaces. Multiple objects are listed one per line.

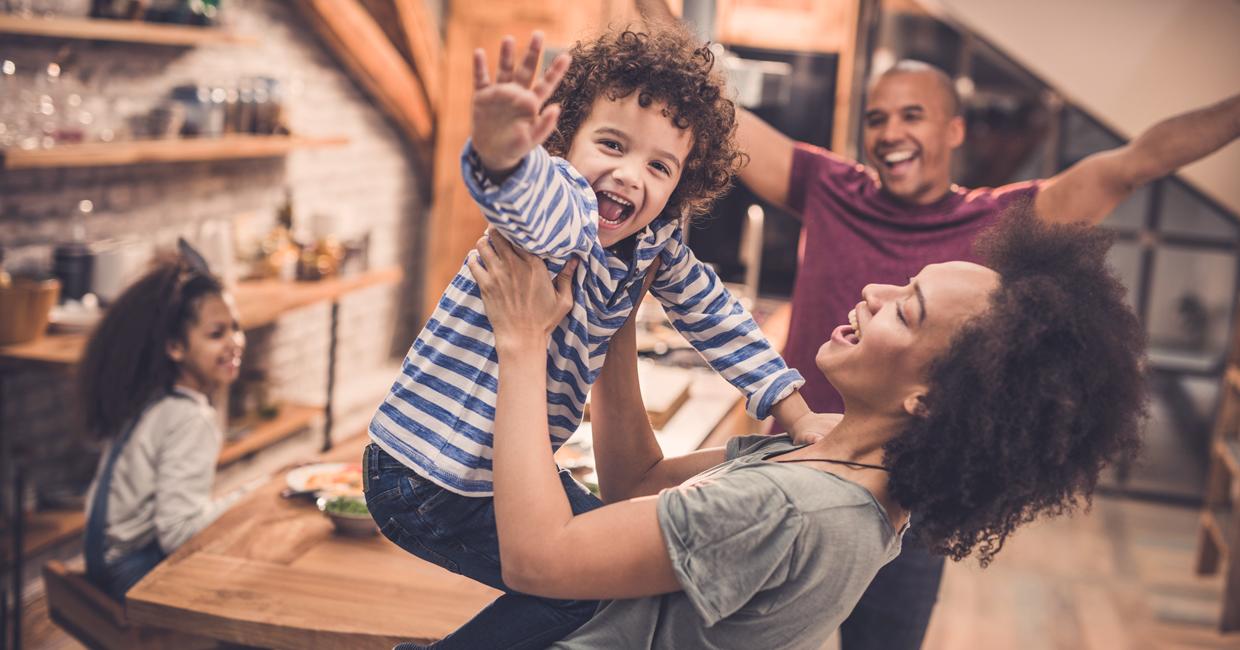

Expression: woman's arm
xmin=468 ymin=234 xmax=681 ymax=599
xmin=590 ymin=313 xmax=727 ymax=503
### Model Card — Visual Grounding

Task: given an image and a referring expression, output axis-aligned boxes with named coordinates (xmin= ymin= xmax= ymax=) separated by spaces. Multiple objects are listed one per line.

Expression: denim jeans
xmin=96 ymin=540 xmax=166 ymax=601
xmin=363 ymin=443 xmax=604 ymax=650
xmin=839 ymin=521 xmax=945 ymax=650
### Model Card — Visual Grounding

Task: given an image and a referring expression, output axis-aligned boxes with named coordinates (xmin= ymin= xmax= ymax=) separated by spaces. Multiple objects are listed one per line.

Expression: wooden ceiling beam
xmin=296 ymin=0 xmax=433 ymax=162
xmin=393 ymin=0 xmax=442 ymax=114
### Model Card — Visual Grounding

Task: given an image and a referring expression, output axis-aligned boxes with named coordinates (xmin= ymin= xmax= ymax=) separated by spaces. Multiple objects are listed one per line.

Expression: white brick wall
xmin=0 ymin=0 xmax=428 ymax=494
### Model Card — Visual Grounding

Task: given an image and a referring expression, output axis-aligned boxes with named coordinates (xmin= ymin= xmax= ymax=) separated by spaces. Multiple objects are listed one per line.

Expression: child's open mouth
xmin=597 ymin=190 xmax=636 ymax=230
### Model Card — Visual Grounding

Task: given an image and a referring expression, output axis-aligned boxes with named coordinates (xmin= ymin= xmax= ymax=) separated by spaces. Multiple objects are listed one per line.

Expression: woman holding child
xmin=368 ymin=24 xmax=834 ymax=649
xmin=471 ymin=207 xmax=1144 ymax=649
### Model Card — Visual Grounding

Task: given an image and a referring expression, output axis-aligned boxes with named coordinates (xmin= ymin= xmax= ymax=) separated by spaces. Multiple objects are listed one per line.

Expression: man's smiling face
xmin=863 ymin=70 xmax=965 ymax=206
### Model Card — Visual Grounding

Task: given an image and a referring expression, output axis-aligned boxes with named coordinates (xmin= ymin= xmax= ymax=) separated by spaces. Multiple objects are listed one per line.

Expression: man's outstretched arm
xmin=1036 ymin=93 xmax=1240 ymax=225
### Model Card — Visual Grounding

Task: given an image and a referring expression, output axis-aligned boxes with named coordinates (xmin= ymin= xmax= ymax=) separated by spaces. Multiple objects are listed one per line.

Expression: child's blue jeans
xmin=363 ymin=443 xmax=603 ymax=649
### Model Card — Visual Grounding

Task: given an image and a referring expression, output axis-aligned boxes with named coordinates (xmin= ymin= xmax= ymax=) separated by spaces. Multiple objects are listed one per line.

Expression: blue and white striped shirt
xmin=369 ymin=143 xmax=805 ymax=495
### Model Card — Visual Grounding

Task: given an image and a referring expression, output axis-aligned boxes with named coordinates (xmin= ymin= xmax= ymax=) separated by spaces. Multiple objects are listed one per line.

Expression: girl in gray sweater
xmin=79 ymin=248 xmax=245 ymax=600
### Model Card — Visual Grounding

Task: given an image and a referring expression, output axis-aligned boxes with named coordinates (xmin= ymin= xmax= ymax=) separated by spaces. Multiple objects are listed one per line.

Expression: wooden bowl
xmin=0 ymin=278 xmax=60 ymax=345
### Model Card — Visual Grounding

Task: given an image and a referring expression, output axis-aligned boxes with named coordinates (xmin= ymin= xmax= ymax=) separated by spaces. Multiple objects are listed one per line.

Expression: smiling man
xmin=749 ymin=62 xmax=1239 ymax=421
xmin=740 ymin=60 xmax=1240 ymax=650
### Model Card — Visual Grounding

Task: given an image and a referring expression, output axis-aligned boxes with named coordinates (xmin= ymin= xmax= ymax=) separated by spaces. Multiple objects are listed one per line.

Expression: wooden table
xmin=126 ymin=434 xmax=500 ymax=648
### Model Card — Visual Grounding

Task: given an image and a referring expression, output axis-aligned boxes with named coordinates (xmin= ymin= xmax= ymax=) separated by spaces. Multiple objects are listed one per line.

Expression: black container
xmin=53 ymin=242 xmax=94 ymax=302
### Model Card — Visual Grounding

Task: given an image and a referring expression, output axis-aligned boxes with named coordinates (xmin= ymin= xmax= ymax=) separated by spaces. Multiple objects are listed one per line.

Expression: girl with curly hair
xmin=79 ymin=246 xmax=246 ymax=600
xmin=468 ymin=207 xmax=1145 ymax=649
xmin=367 ymin=26 xmax=835 ymax=649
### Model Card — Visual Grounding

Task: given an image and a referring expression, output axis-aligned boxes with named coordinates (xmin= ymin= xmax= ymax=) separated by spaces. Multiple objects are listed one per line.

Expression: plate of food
xmin=286 ymin=462 xmax=363 ymax=497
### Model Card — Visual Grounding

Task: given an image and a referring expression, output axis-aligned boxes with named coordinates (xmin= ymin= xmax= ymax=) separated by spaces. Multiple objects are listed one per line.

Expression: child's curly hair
xmin=544 ymin=26 xmax=743 ymax=222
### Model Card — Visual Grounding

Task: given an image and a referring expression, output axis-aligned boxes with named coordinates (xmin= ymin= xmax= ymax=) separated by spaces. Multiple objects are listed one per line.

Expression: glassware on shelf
xmin=3 ymin=0 xmax=36 ymax=18
xmin=0 ymin=59 xmax=18 ymax=148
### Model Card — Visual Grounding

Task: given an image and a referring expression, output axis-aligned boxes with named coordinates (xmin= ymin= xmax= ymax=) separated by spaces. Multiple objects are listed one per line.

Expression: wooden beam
xmin=832 ymin=0 xmax=872 ymax=157
xmin=359 ymin=0 xmax=414 ymax=66
xmin=393 ymin=0 xmax=443 ymax=114
xmin=296 ymin=0 xmax=433 ymax=161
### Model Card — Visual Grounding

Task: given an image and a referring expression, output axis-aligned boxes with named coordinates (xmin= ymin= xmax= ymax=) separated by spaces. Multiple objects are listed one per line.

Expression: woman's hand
xmin=467 ymin=231 xmax=578 ymax=353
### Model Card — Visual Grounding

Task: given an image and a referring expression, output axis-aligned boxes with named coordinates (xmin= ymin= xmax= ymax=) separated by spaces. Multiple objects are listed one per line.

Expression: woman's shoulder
xmin=746 ymin=459 xmax=879 ymax=512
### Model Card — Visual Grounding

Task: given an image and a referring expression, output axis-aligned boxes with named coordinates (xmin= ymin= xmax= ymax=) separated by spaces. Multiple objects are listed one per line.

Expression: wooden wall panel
xmin=393 ymin=0 xmax=443 ymax=113
xmin=714 ymin=0 xmax=853 ymax=53
xmin=297 ymin=0 xmax=433 ymax=160
xmin=713 ymin=0 xmax=865 ymax=154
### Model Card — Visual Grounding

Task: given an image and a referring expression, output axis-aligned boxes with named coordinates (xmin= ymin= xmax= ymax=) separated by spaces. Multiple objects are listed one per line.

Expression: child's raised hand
xmin=472 ymin=31 xmax=571 ymax=179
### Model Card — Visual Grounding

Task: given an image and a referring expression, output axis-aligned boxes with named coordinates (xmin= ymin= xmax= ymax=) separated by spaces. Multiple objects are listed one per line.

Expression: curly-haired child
xmin=365 ymin=26 xmax=834 ymax=649
xmin=80 ymin=246 xmax=246 ymax=600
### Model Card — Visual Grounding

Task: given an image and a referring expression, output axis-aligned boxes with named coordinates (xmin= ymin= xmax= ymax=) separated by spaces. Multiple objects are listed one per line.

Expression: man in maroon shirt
xmin=738 ymin=62 xmax=1239 ymax=650
xmin=745 ymin=64 xmax=1240 ymax=418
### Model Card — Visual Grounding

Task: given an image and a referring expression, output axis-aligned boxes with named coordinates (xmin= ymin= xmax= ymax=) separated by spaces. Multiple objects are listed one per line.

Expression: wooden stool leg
xmin=1223 ymin=514 xmax=1240 ymax=632
xmin=1198 ymin=455 xmax=1229 ymax=575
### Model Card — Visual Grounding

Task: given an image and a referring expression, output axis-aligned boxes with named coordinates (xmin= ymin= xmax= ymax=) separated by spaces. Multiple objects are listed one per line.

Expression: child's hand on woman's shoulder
xmin=471 ymin=31 xmax=571 ymax=180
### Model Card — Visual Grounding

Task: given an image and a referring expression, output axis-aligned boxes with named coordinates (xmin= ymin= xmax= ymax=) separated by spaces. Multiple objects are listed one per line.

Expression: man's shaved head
xmin=862 ymin=59 xmax=966 ymax=205
xmin=874 ymin=60 xmax=961 ymax=117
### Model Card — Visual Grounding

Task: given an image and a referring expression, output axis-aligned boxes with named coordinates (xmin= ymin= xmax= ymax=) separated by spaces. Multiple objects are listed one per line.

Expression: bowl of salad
xmin=317 ymin=495 xmax=378 ymax=536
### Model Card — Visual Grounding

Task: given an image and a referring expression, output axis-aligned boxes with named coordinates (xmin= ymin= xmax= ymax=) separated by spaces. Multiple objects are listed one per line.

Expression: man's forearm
xmin=635 ymin=0 xmax=676 ymax=24
xmin=1038 ymin=93 xmax=1240 ymax=225
xmin=1123 ymin=93 xmax=1240 ymax=188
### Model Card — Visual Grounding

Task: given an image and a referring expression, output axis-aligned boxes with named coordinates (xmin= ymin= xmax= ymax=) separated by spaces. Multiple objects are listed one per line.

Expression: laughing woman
xmin=467 ymin=208 xmax=1144 ymax=649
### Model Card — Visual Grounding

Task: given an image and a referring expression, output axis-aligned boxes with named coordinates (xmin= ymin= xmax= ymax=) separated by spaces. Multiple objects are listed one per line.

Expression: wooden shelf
xmin=218 ymin=402 xmax=323 ymax=468
xmin=1 ymin=135 xmax=349 ymax=171
xmin=233 ymin=266 xmax=404 ymax=330
xmin=0 ymin=508 xmax=85 ymax=564
xmin=0 ymin=265 xmax=403 ymax=367
xmin=0 ymin=14 xmax=254 ymax=46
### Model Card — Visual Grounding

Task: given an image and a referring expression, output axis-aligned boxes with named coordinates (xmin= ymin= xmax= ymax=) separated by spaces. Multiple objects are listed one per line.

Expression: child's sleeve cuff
xmin=461 ymin=141 xmax=547 ymax=201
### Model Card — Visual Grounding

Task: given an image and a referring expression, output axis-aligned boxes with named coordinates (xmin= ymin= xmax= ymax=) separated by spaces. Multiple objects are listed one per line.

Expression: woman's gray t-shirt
xmin=552 ymin=434 xmax=905 ymax=650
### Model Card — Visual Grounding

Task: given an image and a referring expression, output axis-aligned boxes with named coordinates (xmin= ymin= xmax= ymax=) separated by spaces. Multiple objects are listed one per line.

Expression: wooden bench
xmin=41 ymin=560 xmax=217 ymax=649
